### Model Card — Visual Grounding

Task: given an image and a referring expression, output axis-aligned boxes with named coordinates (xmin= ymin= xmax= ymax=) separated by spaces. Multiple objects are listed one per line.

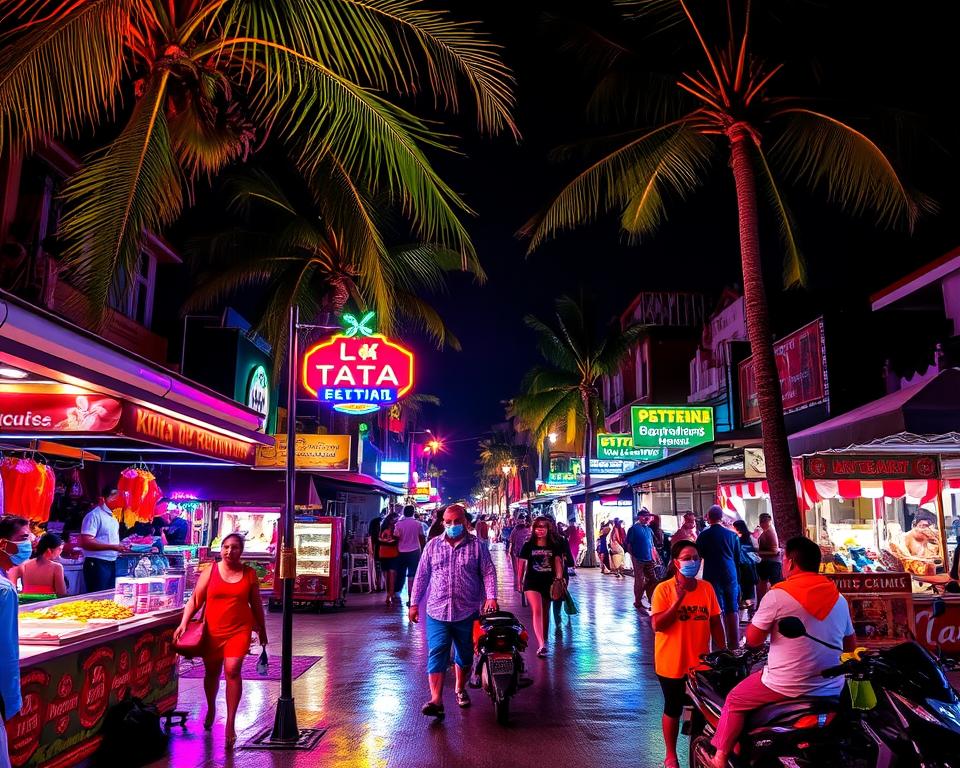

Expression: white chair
xmin=349 ymin=553 xmax=371 ymax=593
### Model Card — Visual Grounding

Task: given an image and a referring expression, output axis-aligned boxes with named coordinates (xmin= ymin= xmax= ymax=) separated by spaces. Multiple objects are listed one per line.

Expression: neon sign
xmin=301 ymin=312 xmax=415 ymax=415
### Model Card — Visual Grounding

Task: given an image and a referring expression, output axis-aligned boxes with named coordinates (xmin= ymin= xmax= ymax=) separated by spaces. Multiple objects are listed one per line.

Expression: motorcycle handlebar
xmin=820 ymin=663 xmax=850 ymax=678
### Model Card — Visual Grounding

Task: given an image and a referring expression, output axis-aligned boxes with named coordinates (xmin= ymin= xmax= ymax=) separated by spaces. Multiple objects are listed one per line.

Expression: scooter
xmin=685 ymin=617 xmax=960 ymax=767
xmin=472 ymin=610 xmax=530 ymax=724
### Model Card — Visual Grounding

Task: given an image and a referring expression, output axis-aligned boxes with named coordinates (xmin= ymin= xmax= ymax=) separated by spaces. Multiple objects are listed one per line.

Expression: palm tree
xmin=477 ymin=432 xmax=518 ymax=515
xmin=0 ymin=0 xmax=515 ymax=317
xmin=184 ymin=168 xmax=480 ymax=373
xmin=511 ymin=294 xmax=644 ymax=565
xmin=523 ymin=0 xmax=927 ymax=539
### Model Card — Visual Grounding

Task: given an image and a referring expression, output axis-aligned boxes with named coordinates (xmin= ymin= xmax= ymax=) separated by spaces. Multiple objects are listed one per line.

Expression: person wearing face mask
xmin=0 ymin=515 xmax=31 ymax=768
xmin=651 ymin=539 xmax=725 ymax=768
xmin=409 ymin=504 xmax=498 ymax=718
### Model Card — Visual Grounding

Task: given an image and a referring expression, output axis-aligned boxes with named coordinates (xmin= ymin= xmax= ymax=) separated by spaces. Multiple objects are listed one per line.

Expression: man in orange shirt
xmin=652 ymin=539 xmax=726 ymax=768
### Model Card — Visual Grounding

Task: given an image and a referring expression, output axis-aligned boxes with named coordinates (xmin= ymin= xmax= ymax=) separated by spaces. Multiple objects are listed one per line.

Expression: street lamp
xmin=408 ymin=428 xmax=432 ymax=489
xmin=502 ymin=464 xmax=512 ymax=517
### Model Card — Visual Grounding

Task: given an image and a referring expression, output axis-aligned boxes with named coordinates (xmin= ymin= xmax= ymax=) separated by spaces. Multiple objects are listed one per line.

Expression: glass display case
xmin=213 ymin=505 xmax=280 ymax=557
xmin=271 ymin=516 xmax=346 ymax=608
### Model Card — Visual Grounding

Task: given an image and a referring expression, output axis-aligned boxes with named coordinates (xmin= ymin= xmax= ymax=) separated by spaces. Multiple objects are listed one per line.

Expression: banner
xmin=255 ymin=434 xmax=351 ymax=470
xmin=0 ymin=388 xmax=121 ymax=432
xmin=596 ymin=433 xmax=664 ymax=462
xmin=803 ymin=453 xmax=939 ymax=481
xmin=630 ymin=406 xmax=714 ymax=450
xmin=120 ymin=405 xmax=258 ymax=465
xmin=739 ymin=318 xmax=828 ymax=427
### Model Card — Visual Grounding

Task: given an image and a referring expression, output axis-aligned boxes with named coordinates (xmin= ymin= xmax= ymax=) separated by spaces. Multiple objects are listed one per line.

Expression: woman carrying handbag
xmin=174 ymin=533 xmax=267 ymax=748
xmin=517 ymin=516 xmax=567 ymax=658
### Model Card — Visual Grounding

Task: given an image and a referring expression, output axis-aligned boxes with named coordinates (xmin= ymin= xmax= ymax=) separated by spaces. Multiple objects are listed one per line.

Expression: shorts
xmin=522 ymin=579 xmax=553 ymax=602
xmin=658 ymin=674 xmax=688 ymax=718
xmin=711 ymin=580 xmax=740 ymax=615
xmin=425 ymin=614 xmax=476 ymax=673
xmin=205 ymin=630 xmax=252 ymax=660
xmin=394 ymin=550 xmax=421 ymax=581
xmin=757 ymin=560 xmax=783 ymax=584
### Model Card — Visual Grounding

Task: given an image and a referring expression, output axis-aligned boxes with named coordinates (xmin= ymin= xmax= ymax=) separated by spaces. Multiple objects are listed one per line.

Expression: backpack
xmin=95 ymin=696 xmax=169 ymax=767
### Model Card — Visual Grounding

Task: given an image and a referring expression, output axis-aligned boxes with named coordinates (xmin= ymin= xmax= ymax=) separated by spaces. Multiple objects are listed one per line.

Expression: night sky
xmin=159 ymin=2 xmax=960 ymax=500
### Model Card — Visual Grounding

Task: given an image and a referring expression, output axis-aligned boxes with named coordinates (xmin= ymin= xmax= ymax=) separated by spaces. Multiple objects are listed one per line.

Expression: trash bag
xmin=94 ymin=696 xmax=169 ymax=767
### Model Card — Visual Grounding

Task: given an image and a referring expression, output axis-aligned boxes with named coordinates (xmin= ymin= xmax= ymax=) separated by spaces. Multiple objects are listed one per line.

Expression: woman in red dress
xmin=175 ymin=533 xmax=267 ymax=747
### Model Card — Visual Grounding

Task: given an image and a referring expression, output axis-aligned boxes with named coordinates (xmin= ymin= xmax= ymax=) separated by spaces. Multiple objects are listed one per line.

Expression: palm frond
xmin=0 ymin=0 xmax=127 ymax=153
xmin=771 ymin=108 xmax=930 ymax=230
xmin=521 ymin=120 xmax=711 ymax=251
xmin=752 ymin=143 xmax=806 ymax=288
xmin=594 ymin=322 xmax=646 ymax=375
xmin=392 ymin=289 xmax=459 ymax=349
xmin=613 ymin=0 xmax=687 ymax=32
xmin=523 ymin=313 xmax=579 ymax=372
xmin=58 ymin=73 xmax=183 ymax=318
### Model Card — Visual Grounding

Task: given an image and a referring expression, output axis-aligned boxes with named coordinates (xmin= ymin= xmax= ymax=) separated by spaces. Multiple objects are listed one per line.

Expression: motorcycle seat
xmin=745 ymin=696 xmax=840 ymax=730
xmin=481 ymin=611 xmax=521 ymax=625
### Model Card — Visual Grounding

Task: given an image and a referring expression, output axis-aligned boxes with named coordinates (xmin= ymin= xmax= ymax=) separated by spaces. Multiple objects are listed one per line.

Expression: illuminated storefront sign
xmin=120 ymin=406 xmax=258 ymax=464
xmin=255 ymin=434 xmax=351 ymax=470
xmin=0 ymin=385 xmax=121 ymax=432
xmin=246 ymin=364 xmax=271 ymax=432
xmin=630 ymin=406 xmax=714 ymax=450
xmin=589 ymin=458 xmax=635 ymax=477
xmin=596 ymin=433 xmax=664 ymax=462
xmin=803 ymin=453 xmax=939 ymax=481
xmin=301 ymin=312 xmax=415 ymax=415
xmin=380 ymin=461 xmax=410 ymax=485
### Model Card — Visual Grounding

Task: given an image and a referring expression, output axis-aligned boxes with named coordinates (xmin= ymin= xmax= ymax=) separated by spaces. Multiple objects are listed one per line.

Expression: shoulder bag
xmin=173 ymin=606 xmax=206 ymax=659
xmin=549 ymin=577 xmax=567 ymax=601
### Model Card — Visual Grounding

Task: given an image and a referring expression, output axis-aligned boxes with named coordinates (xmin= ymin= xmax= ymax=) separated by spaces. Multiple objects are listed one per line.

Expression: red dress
xmin=203 ymin=563 xmax=256 ymax=659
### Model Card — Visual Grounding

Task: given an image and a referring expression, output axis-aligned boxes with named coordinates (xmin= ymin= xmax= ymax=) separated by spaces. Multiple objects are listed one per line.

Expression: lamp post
xmin=408 ymin=428 xmax=432 ymax=492
xmin=502 ymin=464 xmax=512 ymax=518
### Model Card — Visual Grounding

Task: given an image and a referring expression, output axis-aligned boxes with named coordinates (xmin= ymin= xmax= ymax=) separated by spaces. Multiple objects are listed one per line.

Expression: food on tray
xmin=21 ymin=599 xmax=134 ymax=623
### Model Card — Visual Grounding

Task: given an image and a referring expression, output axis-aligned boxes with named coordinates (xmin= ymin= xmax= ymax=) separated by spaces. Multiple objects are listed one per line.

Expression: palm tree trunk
xmin=581 ymin=395 xmax=598 ymax=567
xmin=727 ymin=125 xmax=803 ymax=541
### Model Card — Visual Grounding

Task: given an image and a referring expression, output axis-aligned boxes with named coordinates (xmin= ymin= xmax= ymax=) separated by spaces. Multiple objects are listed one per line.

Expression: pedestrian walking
xmin=597 ymin=519 xmax=612 ymax=573
xmin=627 ymin=509 xmax=660 ymax=611
xmin=651 ymin=539 xmax=725 ymax=768
xmin=566 ymin=520 xmax=586 ymax=566
xmin=518 ymin=516 xmax=567 ymax=657
xmin=378 ymin=512 xmax=401 ymax=605
xmin=755 ymin=512 xmax=783 ymax=602
xmin=733 ymin=519 xmax=759 ymax=620
xmin=608 ymin=518 xmax=627 ymax=578
xmin=79 ymin=487 xmax=129 ymax=592
xmin=672 ymin=512 xmax=698 ymax=544
xmin=174 ymin=533 xmax=267 ymax=748
xmin=8 ymin=533 xmax=67 ymax=597
xmin=0 ymin=516 xmax=30 ymax=768
xmin=409 ymin=504 xmax=498 ymax=718
xmin=368 ymin=508 xmax=385 ymax=592
xmin=394 ymin=505 xmax=426 ymax=605
xmin=475 ymin=515 xmax=490 ymax=551
xmin=696 ymin=506 xmax=742 ymax=648
xmin=427 ymin=507 xmax=446 ymax=540
xmin=507 ymin=516 xmax=531 ymax=591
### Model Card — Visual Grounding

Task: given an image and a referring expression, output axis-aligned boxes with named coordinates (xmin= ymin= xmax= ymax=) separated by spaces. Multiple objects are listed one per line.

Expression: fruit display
xmin=21 ymin=599 xmax=134 ymax=623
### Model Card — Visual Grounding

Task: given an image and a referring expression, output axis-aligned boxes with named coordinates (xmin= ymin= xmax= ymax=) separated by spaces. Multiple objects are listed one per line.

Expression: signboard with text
xmin=828 ymin=572 xmax=915 ymax=647
xmin=301 ymin=312 xmax=415 ymax=416
xmin=255 ymin=434 xmax=351 ymax=470
xmin=804 ymin=454 xmax=939 ymax=481
xmin=739 ymin=318 xmax=829 ymax=427
xmin=588 ymin=458 xmax=636 ymax=477
xmin=596 ymin=433 xmax=664 ymax=462
xmin=119 ymin=405 xmax=258 ymax=465
xmin=630 ymin=406 xmax=714 ymax=451
xmin=0 ymin=386 xmax=121 ymax=432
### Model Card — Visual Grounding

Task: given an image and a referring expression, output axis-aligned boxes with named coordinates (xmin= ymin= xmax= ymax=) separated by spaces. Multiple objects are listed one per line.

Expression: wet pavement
xmin=151 ymin=546 xmax=670 ymax=768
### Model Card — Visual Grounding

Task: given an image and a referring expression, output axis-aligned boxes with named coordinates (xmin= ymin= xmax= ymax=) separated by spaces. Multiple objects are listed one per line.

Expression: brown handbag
xmin=173 ymin=607 xmax=206 ymax=658
xmin=549 ymin=578 xmax=567 ymax=602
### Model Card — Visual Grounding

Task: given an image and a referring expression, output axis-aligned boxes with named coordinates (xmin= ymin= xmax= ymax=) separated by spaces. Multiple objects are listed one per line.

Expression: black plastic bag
xmin=95 ymin=696 xmax=169 ymax=767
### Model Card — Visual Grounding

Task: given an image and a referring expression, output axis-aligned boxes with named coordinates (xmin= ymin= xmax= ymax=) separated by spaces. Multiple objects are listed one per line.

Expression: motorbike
xmin=685 ymin=616 xmax=960 ymax=767
xmin=472 ymin=610 xmax=530 ymax=724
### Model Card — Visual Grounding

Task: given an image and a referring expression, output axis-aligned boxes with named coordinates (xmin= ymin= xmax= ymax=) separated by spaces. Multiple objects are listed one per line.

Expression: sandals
xmin=421 ymin=701 xmax=445 ymax=719
xmin=536 ymin=646 xmax=548 ymax=658
xmin=455 ymin=689 xmax=471 ymax=708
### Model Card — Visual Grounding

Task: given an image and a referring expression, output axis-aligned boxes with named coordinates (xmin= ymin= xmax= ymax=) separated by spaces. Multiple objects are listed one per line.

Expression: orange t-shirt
xmin=651 ymin=578 xmax=721 ymax=679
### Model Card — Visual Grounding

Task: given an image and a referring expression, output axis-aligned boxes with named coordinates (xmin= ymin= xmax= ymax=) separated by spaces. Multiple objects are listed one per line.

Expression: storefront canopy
xmin=310 ymin=471 xmax=405 ymax=497
xmin=788 ymin=368 xmax=960 ymax=456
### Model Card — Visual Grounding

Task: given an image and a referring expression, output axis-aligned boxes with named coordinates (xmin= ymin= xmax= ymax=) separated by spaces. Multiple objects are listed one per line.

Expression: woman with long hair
xmin=517 ymin=515 xmax=567 ymax=657
xmin=609 ymin=519 xmax=628 ymax=578
xmin=378 ymin=512 xmax=401 ymax=605
xmin=174 ymin=533 xmax=267 ymax=748
xmin=597 ymin=519 xmax=612 ymax=574
xmin=9 ymin=533 xmax=67 ymax=597
xmin=733 ymin=520 xmax=759 ymax=618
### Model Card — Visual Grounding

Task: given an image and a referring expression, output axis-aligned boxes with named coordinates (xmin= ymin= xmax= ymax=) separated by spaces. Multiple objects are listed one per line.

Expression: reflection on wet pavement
xmin=150 ymin=547 xmax=670 ymax=768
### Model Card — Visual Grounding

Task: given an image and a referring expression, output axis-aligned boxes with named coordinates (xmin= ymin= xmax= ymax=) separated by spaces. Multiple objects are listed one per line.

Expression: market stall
xmin=6 ymin=589 xmax=181 ymax=768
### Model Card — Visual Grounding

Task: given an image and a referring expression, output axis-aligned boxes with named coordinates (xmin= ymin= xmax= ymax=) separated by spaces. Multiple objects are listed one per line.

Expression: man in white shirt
xmin=394 ymin=504 xmax=426 ymax=605
xmin=80 ymin=487 xmax=128 ymax=593
xmin=709 ymin=535 xmax=855 ymax=767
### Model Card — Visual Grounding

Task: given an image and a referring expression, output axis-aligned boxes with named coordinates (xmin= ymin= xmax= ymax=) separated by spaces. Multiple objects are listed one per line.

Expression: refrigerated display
xmin=212 ymin=505 xmax=279 ymax=558
xmin=270 ymin=516 xmax=346 ymax=609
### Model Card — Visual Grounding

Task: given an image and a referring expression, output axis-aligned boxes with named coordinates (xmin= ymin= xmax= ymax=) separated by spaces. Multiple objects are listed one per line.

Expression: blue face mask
xmin=6 ymin=539 xmax=32 ymax=566
xmin=678 ymin=560 xmax=700 ymax=578
xmin=445 ymin=524 xmax=465 ymax=538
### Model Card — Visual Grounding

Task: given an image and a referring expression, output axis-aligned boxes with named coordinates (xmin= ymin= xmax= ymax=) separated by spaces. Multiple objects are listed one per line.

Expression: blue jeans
xmin=83 ymin=557 xmax=116 ymax=593
xmin=425 ymin=614 xmax=476 ymax=673
xmin=711 ymin=580 xmax=740 ymax=615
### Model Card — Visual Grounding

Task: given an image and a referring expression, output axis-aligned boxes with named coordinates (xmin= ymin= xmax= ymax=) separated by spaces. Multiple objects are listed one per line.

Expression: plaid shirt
xmin=411 ymin=533 xmax=497 ymax=622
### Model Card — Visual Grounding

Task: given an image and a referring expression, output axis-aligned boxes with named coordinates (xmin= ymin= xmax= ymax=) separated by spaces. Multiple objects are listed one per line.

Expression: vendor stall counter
xmin=6 ymin=591 xmax=181 ymax=768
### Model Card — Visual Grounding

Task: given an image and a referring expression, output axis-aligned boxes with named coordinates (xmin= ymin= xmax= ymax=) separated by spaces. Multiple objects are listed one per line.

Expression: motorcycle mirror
xmin=778 ymin=616 xmax=807 ymax=639
xmin=933 ymin=597 xmax=947 ymax=618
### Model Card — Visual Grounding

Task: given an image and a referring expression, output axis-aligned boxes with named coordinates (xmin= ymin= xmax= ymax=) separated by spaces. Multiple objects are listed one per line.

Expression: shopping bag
xmin=563 ymin=591 xmax=579 ymax=615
